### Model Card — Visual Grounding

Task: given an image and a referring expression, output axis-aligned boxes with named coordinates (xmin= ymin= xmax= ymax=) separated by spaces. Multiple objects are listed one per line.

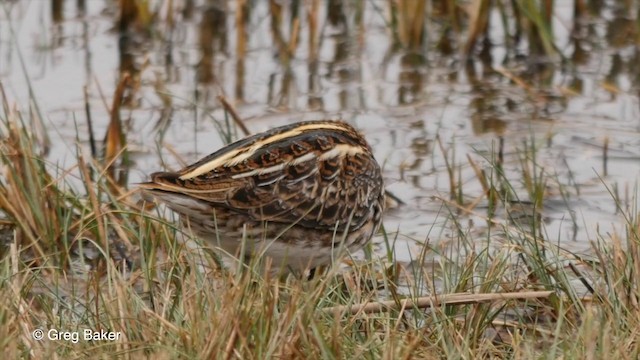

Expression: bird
xmin=139 ymin=120 xmax=385 ymax=275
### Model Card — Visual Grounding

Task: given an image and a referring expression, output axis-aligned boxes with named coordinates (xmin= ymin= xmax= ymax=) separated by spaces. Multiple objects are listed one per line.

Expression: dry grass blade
xmin=517 ymin=0 xmax=558 ymax=56
xmin=0 ymin=115 xmax=58 ymax=261
xmin=436 ymin=134 xmax=457 ymax=201
xmin=464 ymin=0 xmax=491 ymax=56
xmin=465 ymin=153 xmax=491 ymax=212
xmin=218 ymin=95 xmax=251 ymax=136
xmin=83 ymin=85 xmax=97 ymax=158
xmin=394 ymin=0 xmax=427 ymax=49
xmin=326 ymin=291 xmax=554 ymax=315
xmin=467 ymin=154 xmax=489 ymax=195
xmin=103 ymin=74 xmax=130 ymax=186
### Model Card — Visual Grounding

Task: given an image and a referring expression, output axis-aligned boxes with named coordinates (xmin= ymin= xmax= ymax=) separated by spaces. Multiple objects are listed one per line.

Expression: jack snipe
xmin=140 ymin=120 xmax=385 ymax=274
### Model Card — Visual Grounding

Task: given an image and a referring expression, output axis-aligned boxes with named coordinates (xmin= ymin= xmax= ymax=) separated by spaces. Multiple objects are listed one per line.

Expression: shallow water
xmin=1 ymin=0 xmax=639 ymax=265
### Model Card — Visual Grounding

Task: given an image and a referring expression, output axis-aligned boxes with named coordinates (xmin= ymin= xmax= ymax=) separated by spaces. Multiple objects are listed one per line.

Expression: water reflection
xmin=266 ymin=0 xmax=299 ymax=109
xmin=325 ymin=1 xmax=363 ymax=110
xmin=235 ymin=0 xmax=249 ymax=102
xmin=379 ymin=0 xmax=428 ymax=107
xmin=305 ymin=0 xmax=322 ymax=110
xmin=52 ymin=0 xmax=64 ymax=23
xmin=116 ymin=0 xmax=154 ymax=108
xmin=197 ymin=1 xmax=227 ymax=85
xmin=397 ymin=52 xmax=426 ymax=105
xmin=51 ymin=0 xmax=64 ymax=48
xmin=465 ymin=47 xmax=507 ymax=135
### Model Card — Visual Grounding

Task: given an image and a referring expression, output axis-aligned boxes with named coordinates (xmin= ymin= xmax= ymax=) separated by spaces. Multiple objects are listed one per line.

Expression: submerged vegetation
xmin=1 ymin=0 xmax=639 ymax=358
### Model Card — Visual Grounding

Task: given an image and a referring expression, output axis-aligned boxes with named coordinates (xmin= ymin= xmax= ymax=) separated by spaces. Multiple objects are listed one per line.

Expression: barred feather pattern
xmin=140 ymin=120 xmax=385 ymax=273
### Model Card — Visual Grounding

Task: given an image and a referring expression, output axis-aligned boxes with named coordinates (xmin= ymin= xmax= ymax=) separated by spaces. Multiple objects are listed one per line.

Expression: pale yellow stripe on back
xmin=230 ymin=152 xmax=317 ymax=179
xmin=318 ymin=144 xmax=365 ymax=160
xmin=234 ymin=123 xmax=351 ymax=160
xmin=180 ymin=122 xmax=351 ymax=180
xmin=231 ymin=163 xmax=286 ymax=179
xmin=179 ymin=148 xmax=247 ymax=180
xmin=289 ymin=151 xmax=317 ymax=165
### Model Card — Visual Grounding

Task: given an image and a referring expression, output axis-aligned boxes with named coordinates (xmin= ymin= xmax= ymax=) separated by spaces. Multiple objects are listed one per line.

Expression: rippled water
xmin=1 ymin=0 xmax=639 ymax=264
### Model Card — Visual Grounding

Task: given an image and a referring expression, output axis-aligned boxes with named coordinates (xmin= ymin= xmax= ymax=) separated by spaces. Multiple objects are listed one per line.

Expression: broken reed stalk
xmin=83 ymin=85 xmax=97 ymax=159
xmin=307 ymin=0 xmax=320 ymax=62
xmin=217 ymin=95 xmax=250 ymax=136
xmin=325 ymin=291 xmax=554 ymax=315
xmin=235 ymin=0 xmax=248 ymax=101
xmin=397 ymin=0 xmax=426 ymax=49
xmin=77 ymin=150 xmax=108 ymax=254
xmin=118 ymin=0 xmax=138 ymax=31
xmin=104 ymin=74 xmax=130 ymax=187
xmin=287 ymin=17 xmax=300 ymax=57
xmin=436 ymin=134 xmax=457 ymax=202
xmin=603 ymin=135 xmax=609 ymax=177
xmin=236 ymin=0 xmax=247 ymax=57
xmin=269 ymin=0 xmax=287 ymax=59
xmin=467 ymin=154 xmax=489 ymax=195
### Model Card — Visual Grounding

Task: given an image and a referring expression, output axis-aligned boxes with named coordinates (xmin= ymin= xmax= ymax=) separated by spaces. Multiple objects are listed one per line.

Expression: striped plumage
xmin=140 ymin=120 xmax=385 ymax=274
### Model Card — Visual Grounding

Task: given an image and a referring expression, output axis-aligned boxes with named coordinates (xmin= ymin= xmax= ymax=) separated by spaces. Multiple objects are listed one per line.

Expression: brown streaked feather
xmin=140 ymin=121 xmax=382 ymax=232
xmin=140 ymin=120 xmax=385 ymax=273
